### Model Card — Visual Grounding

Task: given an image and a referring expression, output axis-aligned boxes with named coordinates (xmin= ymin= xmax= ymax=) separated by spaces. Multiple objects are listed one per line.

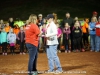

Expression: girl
xmin=57 ymin=23 xmax=62 ymax=53
xmin=63 ymin=22 xmax=71 ymax=53
xmin=41 ymin=22 xmax=46 ymax=52
xmin=13 ymin=25 xmax=20 ymax=49
xmin=82 ymin=18 xmax=89 ymax=49
xmin=89 ymin=17 xmax=96 ymax=52
xmin=72 ymin=22 xmax=82 ymax=52
xmin=7 ymin=28 xmax=16 ymax=55
xmin=17 ymin=27 xmax=25 ymax=55
xmin=5 ymin=22 xmax=11 ymax=34
xmin=1 ymin=28 xmax=7 ymax=55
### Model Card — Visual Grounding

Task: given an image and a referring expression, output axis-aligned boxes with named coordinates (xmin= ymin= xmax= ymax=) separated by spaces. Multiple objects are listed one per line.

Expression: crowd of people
xmin=0 ymin=11 xmax=100 ymax=56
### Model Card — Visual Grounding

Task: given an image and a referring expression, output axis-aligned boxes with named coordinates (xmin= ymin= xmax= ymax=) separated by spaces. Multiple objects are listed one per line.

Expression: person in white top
xmin=45 ymin=14 xmax=62 ymax=73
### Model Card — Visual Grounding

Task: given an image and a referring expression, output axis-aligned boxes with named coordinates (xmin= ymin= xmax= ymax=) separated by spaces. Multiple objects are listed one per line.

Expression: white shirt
xmin=45 ymin=21 xmax=58 ymax=45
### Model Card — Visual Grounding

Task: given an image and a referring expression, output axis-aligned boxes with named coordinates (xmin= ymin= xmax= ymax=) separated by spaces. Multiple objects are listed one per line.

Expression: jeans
xmin=90 ymin=35 xmax=96 ymax=51
xmin=26 ymin=43 xmax=38 ymax=75
xmin=95 ymin=36 xmax=100 ymax=52
xmin=46 ymin=45 xmax=62 ymax=71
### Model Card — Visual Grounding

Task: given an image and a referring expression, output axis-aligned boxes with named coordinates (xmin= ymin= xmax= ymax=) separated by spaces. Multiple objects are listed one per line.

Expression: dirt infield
xmin=0 ymin=51 xmax=100 ymax=75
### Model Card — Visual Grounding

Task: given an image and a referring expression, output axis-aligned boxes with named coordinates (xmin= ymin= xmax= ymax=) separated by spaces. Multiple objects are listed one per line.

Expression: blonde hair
xmin=91 ymin=17 xmax=97 ymax=22
xmin=28 ymin=14 xmax=37 ymax=24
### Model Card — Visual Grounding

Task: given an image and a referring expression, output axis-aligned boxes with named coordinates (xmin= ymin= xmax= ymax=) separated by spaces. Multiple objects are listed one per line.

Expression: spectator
xmin=57 ymin=23 xmax=62 ymax=53
xmin=1 ymin=28 xmax=7 ymax=55
xmin=72 ymin=22 xmax=82 ymax=52
xmin=82 ymin=18 xmax=89 ymax=49
xmin=7 ymin=28 xmax=16 ymax=55
xmin=5 ymin=22 xmax=11 ymax=34
xmin=17 ymin=27 xmax=25 ymax=55
xmin=63 ymin=22 xmax=71 ymax=53
xmin=0 ymin=19 xmax=5 ymax=29
xmin=8 ymin=17 xmax=14 ymax=28
xmin=61 ymin=12 xmax=74 ymax=51
xmin=89 ymin=17 xmax=96 ymax=52
xmin=95 ymin=16 xmax=100 ymax=52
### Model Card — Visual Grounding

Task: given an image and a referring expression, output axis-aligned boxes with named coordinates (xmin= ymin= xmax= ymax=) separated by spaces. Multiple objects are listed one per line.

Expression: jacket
xmin=63 ymin=27 xmax=71 ymax=39
xmin=61 ymin=17 xmax=74 ymax=29
xmin=89 ymin=22 xmax=96 ymax=35
xmin=95 ymin=22 xmax=100 ymax=36
xmin=0 ymin=32 xmax=7 ymax=43
xmin=45 ymin=21 xmax=58 ymax=45
xmin=7 ymin=32 xmax=16 ymax=43
xmin=17 ymin=31 xmax=25 ymax=42
xmin=72 ymin=27 xmax=82 ymax=39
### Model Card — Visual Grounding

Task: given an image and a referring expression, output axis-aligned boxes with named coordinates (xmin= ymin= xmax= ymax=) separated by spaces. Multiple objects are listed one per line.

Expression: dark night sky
xmin=0 ymin=0 xmax=100 ymax=20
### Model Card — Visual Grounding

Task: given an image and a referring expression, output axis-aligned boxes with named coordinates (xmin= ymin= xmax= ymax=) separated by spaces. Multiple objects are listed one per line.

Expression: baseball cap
xmin=38 ymin=14 xmax=42 ymax=17
xmin=93 ymin=11 xmax=98 ymax=15
xmin=46 ymin=14 xmax=54 ymax=19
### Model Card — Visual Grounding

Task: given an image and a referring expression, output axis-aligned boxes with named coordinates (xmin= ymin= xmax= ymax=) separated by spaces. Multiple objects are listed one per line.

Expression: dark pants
xmin=70 ymin=34 xmax=74 ymax=51
xmin=26 ymin=43 xmax=38 ymax=75
xmin=20 ymin=41 xmax=25 ymax=53
xmin=57 ymin=37 xmax=61 ymax=50
xmin=2 ymin=42 xmax=7 ymax=53
xmin=10 ymin=46 xmax=15 ymax=54
xmin=63 ymin=38 xmax=69 ymax=50
xmin=73 ymin=37 xmax=81 ymax=50
xmin=42 ymin=37 xmax=46 ymax=51
xmin=81 ymin=37 xmax=84 ymax=49
xmin=83 ymin=33 xmax=89 ymax=46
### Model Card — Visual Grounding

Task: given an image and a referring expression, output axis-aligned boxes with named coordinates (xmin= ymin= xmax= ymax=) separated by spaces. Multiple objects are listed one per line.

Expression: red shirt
xmin=96 ymin=22 xmax=100 ymax=36
xmin=25 ymin=23 xmax=40 ymax=47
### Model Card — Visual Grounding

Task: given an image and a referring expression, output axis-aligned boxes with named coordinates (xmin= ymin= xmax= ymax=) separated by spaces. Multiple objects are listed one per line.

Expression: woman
xmin=89 ymin=17 xmax=96 ymax=52
xmin=25 ymin=14 xmax=40 ymax=75
xmin=45 ymin=14 xmax=62 ymax=74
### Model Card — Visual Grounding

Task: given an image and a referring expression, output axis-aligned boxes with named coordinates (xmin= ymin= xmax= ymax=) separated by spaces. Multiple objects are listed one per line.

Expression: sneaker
xmin=65 ymin=50 xmax=67 ymax=53
xmin=68 ymin=50 xmax=71 ymax=53
xmin=58 ymin=50 xmax=61 ymax=53
xmin=23 ymin=52 xmax=26 ymax=55
xmin=20 ymin=52 xmax=22 ymax=55
xmin=32 ymin=71 xmax=38 ymax=75
xmin=5 ymin=53 xmax=7 ymax=55
xmin=76 ymin=49 xmax=79 ymax=52
xmin=2 ymin=53 xmax=4 ymax=55
xmin=82 ymin=49 xmax=85 ymax=52
xmin=95 ymin=51 xmax=99 ymax=52
xmin=54 ymin=70 xmax=63 ymax=74
xmin=46 ymin=70 xmax=55 ymax=73
xmin=90 ymin=50 xmax=94 ymax=52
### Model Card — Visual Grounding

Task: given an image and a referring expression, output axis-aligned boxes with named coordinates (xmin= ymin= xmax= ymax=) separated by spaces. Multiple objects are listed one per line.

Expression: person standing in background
xmin=8 ymin=17 xmax=14 ymax=28
xmin=7 ymin=28 xmax=16 ymax=55
xmin=82 ymin=18 xmax=89 ymax=49
xmin=89 ymin=17 xmax=96 ymax=52
xmin=61 ymin=12 xmax=74 ymax=51
xmin=63 ymin=22 xmax=71 ymax=53
xmin=95 ymin=17 xmax=100 ymax=52
xmin=1 ymin=28 xmax=7 ymax=55
xmin=57 ymin=23 xmax=62 ymax=53
xmin=25 ymin=14 xmax=40 ymax=75
xmin=17 ymin=27 xmax=25 ymax=55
